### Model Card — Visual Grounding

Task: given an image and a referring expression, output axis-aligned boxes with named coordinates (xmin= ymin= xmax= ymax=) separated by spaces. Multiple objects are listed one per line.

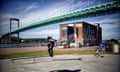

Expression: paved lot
xmin=0 ymin=54 xmax=119 ymax=72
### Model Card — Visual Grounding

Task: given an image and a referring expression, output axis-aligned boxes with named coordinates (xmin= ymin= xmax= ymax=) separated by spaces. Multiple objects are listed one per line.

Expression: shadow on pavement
xmin=49 ymin=69 xmax=81 ymax=72
xmin=53 ymin=58 xmax=82 ymax=61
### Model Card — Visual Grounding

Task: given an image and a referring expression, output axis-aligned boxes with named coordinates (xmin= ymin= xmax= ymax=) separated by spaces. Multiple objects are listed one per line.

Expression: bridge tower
xmin=9 ymin=18 xmax=20 ymax=43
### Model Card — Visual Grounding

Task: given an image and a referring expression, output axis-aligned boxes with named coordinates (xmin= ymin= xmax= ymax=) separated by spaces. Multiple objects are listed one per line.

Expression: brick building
xmin=60 ymin=22 xmax=102 ymax=47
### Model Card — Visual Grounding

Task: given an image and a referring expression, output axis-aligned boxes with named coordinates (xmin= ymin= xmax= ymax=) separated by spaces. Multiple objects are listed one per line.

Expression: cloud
xmin=23 ymin=3 xmax=38 ymax=12
xmin=93 ymin=14 xmax=120 ymax=40
xmin=0 ymin=0 xmax=73 ymax=36
xmin=73 ymin=0 xmax=96 ymax=11
xmin=0 ymin=12 xmax=22 ymax=35
xmin=1 ymin=0 xmax=119 ymax=40
xmin=101 ymin=22 xmax=120 ymax=40
xmin=102 ymin=30 xmax=120 ymax=40
xmin=94 ymin=14 xmax=120 ymax=24
xmin=0 ymin=13 xmax=16 ymax=25
xmin=102 ymin=23 xmax=119 ymax=30
xmin=17 ymin=0 xmax=74 ymax=25
xmin=87 ymin=14 xmax=120 ymax=40
xmin=20 ymin=29 xmax=59 ymax=39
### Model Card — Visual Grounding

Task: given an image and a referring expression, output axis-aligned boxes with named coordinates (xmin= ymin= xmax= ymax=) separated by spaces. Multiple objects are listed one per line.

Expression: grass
xmin=0 ymin=48 xmax=107 ymax=59
xmin=0 ymin=51 xmax=48 ymax=59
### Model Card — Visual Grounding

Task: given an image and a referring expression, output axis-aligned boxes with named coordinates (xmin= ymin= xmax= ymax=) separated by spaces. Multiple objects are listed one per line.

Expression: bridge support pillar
xmin=10 ymin=18 xmax=20 ymax=44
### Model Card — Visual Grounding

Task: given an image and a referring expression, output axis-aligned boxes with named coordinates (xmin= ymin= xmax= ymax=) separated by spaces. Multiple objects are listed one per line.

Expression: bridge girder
xmin=4 ymin=1 xmax=120 ymax=35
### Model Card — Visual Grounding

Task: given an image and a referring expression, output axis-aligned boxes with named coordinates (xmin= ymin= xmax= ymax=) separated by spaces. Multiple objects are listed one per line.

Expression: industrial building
xmin=60 ymin=22 xmax=102 ymax=47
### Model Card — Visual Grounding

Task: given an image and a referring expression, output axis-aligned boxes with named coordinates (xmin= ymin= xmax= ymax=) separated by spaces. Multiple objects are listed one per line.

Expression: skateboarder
xmin=95 ymin=46 xmax=104 ymax=58
xmin=95 ymin=46 xmax=101 ymax=57
xmin=47 ymin=36 xmax=55 ymax=57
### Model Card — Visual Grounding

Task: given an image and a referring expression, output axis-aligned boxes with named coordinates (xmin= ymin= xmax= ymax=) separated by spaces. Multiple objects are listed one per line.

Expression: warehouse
xmin=60 ymin=22 xmax=102 ymax=47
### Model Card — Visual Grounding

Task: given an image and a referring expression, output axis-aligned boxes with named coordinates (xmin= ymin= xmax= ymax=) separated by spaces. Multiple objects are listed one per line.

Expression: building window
xmin=62 ymin=29 xmax=67 ymax=39
xmin=76 ymin=27 xmax=79 ymax=37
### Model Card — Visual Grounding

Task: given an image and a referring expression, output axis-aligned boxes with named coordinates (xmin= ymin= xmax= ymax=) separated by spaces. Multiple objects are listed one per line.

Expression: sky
xmin=0 ymin=0 xmax=120 ymax=40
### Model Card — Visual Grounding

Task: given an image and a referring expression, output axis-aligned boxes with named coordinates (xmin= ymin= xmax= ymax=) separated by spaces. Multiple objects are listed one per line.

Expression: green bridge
xmin=5 ymin=1 xmax=120 ymax=35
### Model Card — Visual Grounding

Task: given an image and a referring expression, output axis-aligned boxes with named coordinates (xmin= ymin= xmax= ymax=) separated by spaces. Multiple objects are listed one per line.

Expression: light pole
xmin=10 ymin=18 xmax=20 ymax=44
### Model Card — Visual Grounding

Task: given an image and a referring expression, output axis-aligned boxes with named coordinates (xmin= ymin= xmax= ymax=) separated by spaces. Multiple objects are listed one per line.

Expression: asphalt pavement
xmin=0 ymin=54 xmax=119 ymax=72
